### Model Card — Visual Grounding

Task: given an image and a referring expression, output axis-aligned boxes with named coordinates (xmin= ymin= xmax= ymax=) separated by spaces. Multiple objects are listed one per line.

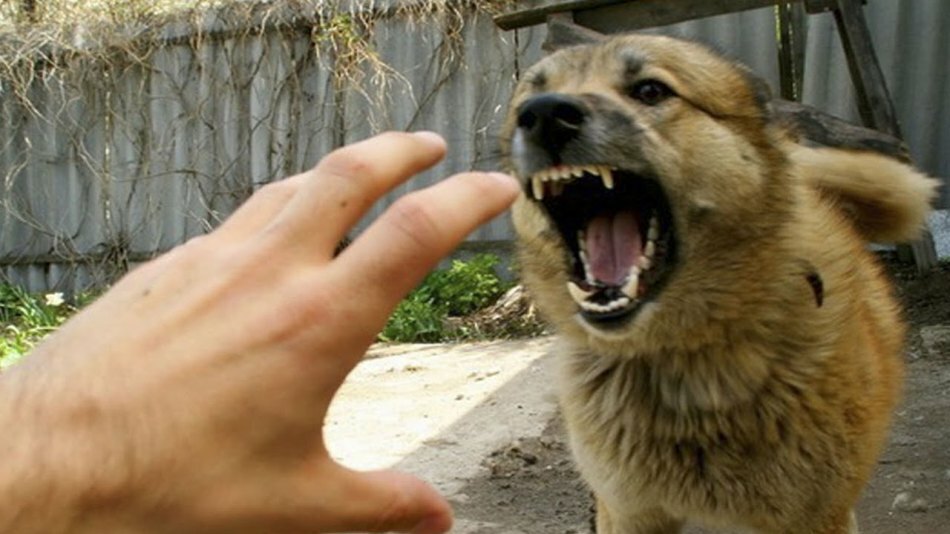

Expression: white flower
xmin=44 ymin=292 xmax=65 ymax=307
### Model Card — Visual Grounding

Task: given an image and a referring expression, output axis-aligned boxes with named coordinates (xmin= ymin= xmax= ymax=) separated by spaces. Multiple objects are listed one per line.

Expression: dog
xmin=502 ymin=34 xmax=939 ymax=533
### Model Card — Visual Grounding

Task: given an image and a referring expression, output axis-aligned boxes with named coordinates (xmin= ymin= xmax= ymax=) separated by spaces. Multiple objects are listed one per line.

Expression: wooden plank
xmin=777 ymin=3 xmax=808 ymax=101
xmin=495 ymin=0 xmax=630 ymax=30
xmin=908 ymin=231 xmax=940 ymax=273
xmin=495 ymin=0 xmax=792 ymax=30
xmin=829 ymin=0 xmax=938 ymax=270
xmin=831 ymin=0 xmax=900 ymax=136
xmin=803 ymin=0 xmax=838 ymax=13
xmin=772 ymin=99 xmax=910 ymax=162
xmin=572 ymin=0 xmax=788 ymax=34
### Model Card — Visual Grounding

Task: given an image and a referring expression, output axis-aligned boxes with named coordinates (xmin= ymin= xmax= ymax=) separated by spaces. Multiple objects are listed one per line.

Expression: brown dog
xmin=502 ymin=34 xmax=938 ymax=533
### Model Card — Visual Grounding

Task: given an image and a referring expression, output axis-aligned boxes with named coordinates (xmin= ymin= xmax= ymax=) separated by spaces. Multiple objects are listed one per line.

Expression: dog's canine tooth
xmin=644 ymin=240 xmax=656 ymax=259
xmin=622 ymin=270 xmax=640 ymax=299
xmin=601 ymin=167 xmax=614 ymax=190
xmin=532 ymin=176 xmax=544 ymax=200
xmin=648 ymin=215 xmax=660 ymax=241
xmin=567 ymin=281 xmax=594 ymax=303
xmin=579 ymin=247 xmax=595 ymax=284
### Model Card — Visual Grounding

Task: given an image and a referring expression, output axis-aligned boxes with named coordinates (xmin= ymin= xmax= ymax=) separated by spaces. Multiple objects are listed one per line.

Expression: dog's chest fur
xmin=556 ymin=339 xmax=857 ymax=524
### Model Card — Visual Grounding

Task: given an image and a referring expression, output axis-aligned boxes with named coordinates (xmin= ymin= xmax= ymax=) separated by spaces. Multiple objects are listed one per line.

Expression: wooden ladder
xmin=495 ymin=0 xmax=939 ymax=272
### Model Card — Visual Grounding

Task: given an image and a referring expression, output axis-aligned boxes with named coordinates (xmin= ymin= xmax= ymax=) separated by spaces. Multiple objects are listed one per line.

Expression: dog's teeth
xmin=567 ymin=281 xmax=593 ymax=303
xmin=579 ymin=296 xmax=630 ymax=313
xmin=622 ymin=270 xmax=639 ymax=299
xmin=638 ymin=256 xmax=652 ymax=271
xmin=648 ymin=216 xmax=660 ymax=241
xmin=579 ymin=247 xmax=594 ymax=284
xmin=532 ymin=176 xmax=544 ymax=200
xmin=644 ymin=240 xmax=656 ymax=259
xmin=610 ymin=296 xmax=631 ymax=311
xmin=601 ymin=167 xmax=614 ymax=190
xmin=571 ymin=167 xmax=584 ymax=178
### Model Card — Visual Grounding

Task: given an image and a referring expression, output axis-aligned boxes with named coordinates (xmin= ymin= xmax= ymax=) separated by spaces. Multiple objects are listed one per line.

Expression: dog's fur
xmin=502 ymin=35 xmax=939 ymax=533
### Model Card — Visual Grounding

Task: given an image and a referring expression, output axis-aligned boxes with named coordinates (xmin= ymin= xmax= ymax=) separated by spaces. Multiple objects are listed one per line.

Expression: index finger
xmin=268 ymin=131 xmax=448 ymax=256
xmin=330 ymin=170 xmax=519 ymax=330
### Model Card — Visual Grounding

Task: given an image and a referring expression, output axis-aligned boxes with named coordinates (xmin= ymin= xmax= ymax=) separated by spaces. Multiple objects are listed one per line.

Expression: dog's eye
xmin=628 ymin=80 xmax=674 ymax=105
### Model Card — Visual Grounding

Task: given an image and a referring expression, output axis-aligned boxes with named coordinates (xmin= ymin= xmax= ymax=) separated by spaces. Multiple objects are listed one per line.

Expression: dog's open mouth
xmin=527 ymin=165 xmax=677 ymax=326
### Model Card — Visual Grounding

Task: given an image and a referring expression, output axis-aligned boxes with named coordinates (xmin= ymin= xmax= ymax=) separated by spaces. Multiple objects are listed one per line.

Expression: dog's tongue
xmin=586 ymin=212 xmax=641 ymax=286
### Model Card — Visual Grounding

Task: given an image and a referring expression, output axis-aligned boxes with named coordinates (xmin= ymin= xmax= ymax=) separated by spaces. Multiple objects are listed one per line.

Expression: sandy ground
xmin=325 ymin=264 xmax=950 ymax=533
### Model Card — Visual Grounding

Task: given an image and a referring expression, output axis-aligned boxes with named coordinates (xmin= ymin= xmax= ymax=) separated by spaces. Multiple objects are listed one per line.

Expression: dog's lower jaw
xmin=573 ymin=302 xmax=661 ymax=344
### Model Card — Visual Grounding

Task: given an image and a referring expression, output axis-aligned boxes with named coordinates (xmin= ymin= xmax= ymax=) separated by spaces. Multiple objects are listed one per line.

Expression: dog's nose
xmin=516 ymin=94 xmax=587 ymax=153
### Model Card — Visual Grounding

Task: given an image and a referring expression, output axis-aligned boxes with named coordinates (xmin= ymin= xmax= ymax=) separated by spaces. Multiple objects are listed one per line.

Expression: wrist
xmin=0 ymin=364 xmax=145 ymax=534
xmin=0 ymin=368 xmax=71 ymax=533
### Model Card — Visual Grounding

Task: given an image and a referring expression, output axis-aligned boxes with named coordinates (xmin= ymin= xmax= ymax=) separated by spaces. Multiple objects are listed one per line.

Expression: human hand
xmin=0 ymin=132 xmax=519 ymax=534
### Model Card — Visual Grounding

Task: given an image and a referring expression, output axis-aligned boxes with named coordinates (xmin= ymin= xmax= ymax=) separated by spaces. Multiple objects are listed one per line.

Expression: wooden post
xmin=831 ymin=0 xmax=938 ymax=271
xmin=831 ymin=0 xmax=900 ymax=136
xmin=777 ymin=3 xmax=807 ymax=101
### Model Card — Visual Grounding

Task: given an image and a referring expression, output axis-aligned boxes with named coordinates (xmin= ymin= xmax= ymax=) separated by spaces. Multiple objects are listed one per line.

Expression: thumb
xmin=309 ymin=464 xmax=453 ymax=534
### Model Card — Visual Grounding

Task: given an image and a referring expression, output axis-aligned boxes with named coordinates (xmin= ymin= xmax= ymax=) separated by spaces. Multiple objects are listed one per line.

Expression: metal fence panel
xmin=0 ymin=0 xmax=947 ymax=294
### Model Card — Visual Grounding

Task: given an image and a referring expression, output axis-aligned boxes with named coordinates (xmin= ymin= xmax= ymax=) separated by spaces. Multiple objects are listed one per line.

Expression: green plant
xmin=379 ymin=253 xmax=512 ymax=343
xmin=379 ymin=293 xmax=447 ymax=343
xmin=417 ymin=254 xmax=509 ymax=317
xmin=0 ymin=285 xmax=76 ymax=368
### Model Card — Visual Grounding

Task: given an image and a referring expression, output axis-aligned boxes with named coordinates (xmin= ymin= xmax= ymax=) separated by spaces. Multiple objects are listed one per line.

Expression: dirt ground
xmin=327 ymin=257 xmax=950 ymax=533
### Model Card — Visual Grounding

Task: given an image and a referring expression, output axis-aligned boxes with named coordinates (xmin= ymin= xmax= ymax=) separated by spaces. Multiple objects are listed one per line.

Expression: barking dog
xmin=503 ymin=34 xmax=938 ymax=533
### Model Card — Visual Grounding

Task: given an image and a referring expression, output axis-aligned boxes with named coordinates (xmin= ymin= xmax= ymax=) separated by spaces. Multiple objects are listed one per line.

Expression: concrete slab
xmin=928 ymin=209 xmax=950 ymax=260
xmin=325 ymin=337 xmax=559 ymax=496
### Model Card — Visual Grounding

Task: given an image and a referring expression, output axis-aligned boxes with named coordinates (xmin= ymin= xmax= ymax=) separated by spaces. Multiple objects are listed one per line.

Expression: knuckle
xmin=387 ymin=195 xmax=441 ymax=249
xmin=318 ymin=149 xmax=379 ymax=185
xmin=177 ymin=234 xmax=212 ymax=256
xmin=256 ymin=179 xmax=298 ymax=200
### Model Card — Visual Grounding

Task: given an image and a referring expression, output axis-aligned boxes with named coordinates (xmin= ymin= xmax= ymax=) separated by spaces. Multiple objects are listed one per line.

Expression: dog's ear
xmin=740 ymin=69 xmax=774 ymax=119
xmin=543 ymin=15 xmax=607 ymax=52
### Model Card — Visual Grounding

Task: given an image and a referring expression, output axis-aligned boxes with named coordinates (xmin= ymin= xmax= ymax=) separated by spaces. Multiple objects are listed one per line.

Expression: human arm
xmin=0 ymin=131 xmax=519 ymax=534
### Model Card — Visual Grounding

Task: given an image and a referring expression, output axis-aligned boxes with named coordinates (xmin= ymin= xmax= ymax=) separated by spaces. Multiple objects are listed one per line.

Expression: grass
xmin=0 ymin=285 xmax=77 ymax=369
xmin=1 ymin=253 xmax=536 ymax=366
xmin=380 ymin=253 xmax=519 ymax=343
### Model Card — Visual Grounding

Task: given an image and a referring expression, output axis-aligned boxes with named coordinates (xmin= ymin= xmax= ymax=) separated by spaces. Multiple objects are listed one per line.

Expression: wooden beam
xmin=772 ymin=99 xmax=910 ymax=162
xmin=803 ymin=0 xmax=838 ymax=13
xmin=777 ymin=3 xmax=808 ymax=101
xmin=831 ymin=0 xmax=900 ymax=136
xmin=572 ymin=0 xmax=790 ymax=34
xmin=495 ymin=0 xmax=794 ymax=31
xmin=831 ymin=0 xmax=937 ymax=270
xmin=494 ymin=0 xmax=629 ymax=30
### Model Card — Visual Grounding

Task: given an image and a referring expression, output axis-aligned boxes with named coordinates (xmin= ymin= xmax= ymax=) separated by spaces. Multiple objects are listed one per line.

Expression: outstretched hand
xmin=0 ymin=132 xmax=519 ymax=534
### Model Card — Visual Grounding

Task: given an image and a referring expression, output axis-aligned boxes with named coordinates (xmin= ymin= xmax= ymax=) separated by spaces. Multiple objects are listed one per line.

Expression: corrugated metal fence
xmin=1 ymin=0 xmax=947 ymax=293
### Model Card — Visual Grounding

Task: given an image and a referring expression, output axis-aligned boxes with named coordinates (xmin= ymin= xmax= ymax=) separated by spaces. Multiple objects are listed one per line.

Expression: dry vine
xmin=0 ymin=0 xmax=516 ymax=293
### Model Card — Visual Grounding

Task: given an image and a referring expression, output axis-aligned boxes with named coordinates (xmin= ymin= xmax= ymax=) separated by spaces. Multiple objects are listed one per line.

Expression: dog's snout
xmin=516 ymin=94 xmax=587 ymax=152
